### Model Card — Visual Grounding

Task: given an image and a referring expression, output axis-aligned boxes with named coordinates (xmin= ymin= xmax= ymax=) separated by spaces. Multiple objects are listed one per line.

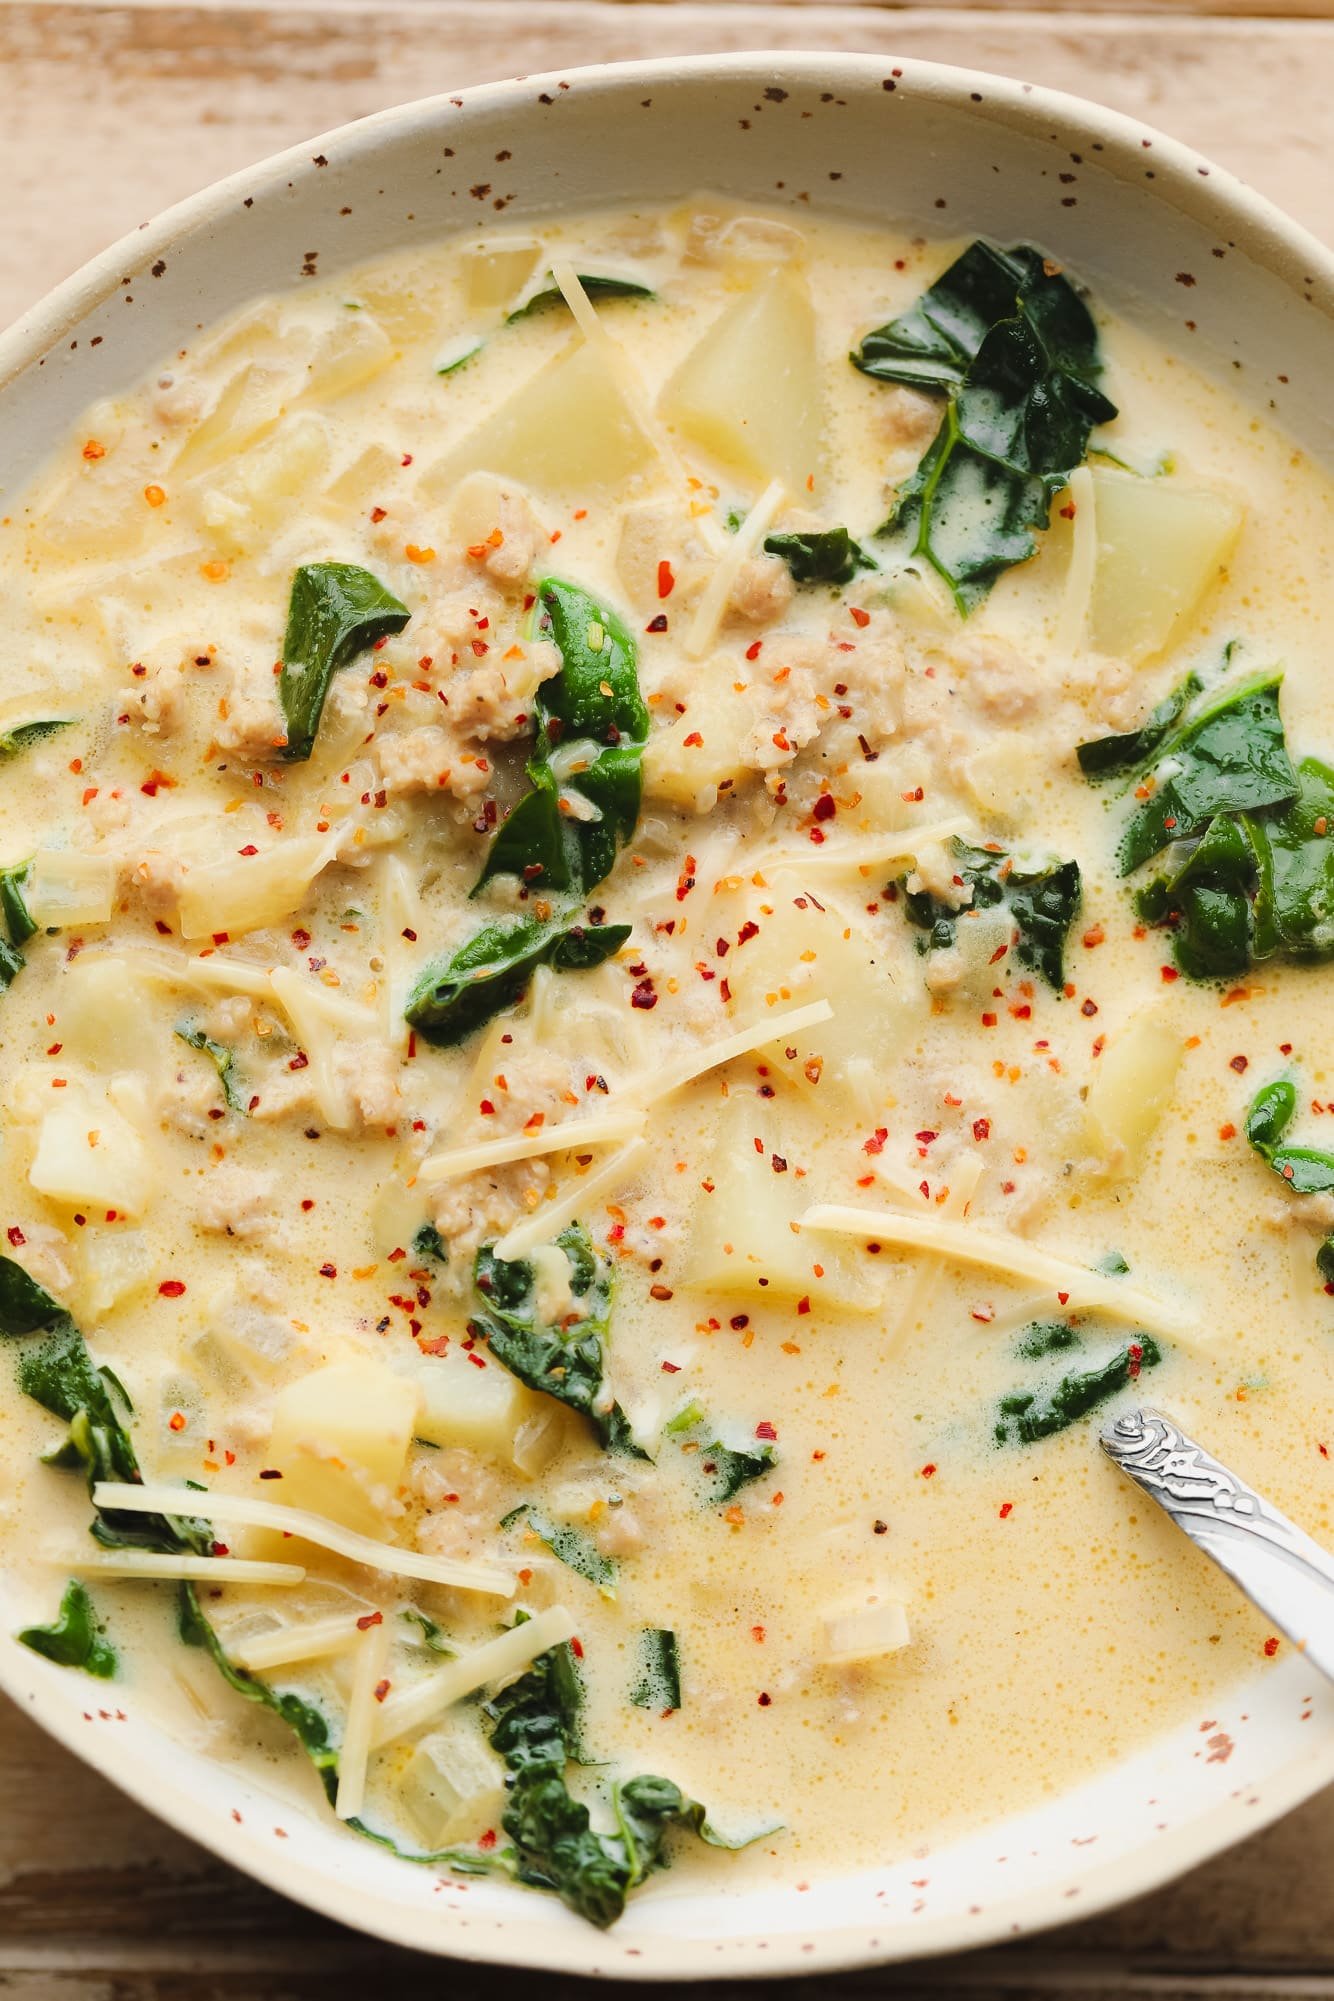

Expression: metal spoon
xmin=1101 ymin=1406 xmax=1334 ymax=1687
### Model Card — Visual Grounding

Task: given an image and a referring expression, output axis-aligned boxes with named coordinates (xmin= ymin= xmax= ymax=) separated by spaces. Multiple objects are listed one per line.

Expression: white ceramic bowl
xmin=2 ymin=50 xmax=1333 ymax=1980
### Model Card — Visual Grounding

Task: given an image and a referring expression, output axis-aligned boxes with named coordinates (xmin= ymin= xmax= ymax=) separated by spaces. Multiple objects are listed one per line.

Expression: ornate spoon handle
xmin=1102 ymin=1406 xmax=1334 ymax=1688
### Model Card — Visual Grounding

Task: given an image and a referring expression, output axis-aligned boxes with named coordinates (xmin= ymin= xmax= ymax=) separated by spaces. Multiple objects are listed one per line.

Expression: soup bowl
xmin=1 ymin=49 xmax=1332 ymax=1980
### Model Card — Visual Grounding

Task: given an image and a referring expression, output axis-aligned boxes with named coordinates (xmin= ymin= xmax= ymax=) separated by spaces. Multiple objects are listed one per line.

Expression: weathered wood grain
xmin=0 ymin=2 xmax=1332 ymax=331
xmin=1 ymin=0 xmax=1333 ymax=1991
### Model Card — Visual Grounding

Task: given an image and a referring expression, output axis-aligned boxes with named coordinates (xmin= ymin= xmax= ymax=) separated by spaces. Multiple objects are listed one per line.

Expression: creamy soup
xmin=1 ymin=201 xmax=1333 ymax=1926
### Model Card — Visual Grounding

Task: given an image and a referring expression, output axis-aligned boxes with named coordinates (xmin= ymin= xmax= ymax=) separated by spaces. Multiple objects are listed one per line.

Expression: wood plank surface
xmin=1 ymin=1 xmax=1332 ymax=1993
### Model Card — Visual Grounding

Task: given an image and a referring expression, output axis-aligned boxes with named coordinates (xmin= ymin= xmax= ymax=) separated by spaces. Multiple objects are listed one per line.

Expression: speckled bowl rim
xmin=1 ymin=48 xmax=1333 ymax=1981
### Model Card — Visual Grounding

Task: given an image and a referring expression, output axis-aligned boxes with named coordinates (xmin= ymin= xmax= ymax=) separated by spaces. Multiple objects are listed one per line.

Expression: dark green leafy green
xmin=175 ymin=1026 xmax=247 ymax=1114
xmin=1013 ymin=1319 xmax=1083 ymax=1360
xmin=1244 ymin=1078 xmax=1334 ymax=1286
xmin=471 ymin=1224 xmax=646 ymax=1457
xmin=405 ymin=915 xmax=630 ymax=1048
xmin=507 ymin=275 xmax=655 ymax=323
xmin=1076 ymin=671 xmax=1202 ymax=779
xmin=762 ymin=528 xmax=877 ymax=587
xmin=278 ymin=562 xmax=410 ymax=762
xmin=629 ymin=1627 xmax=681 ymax=1711
xmin=0 ymin=1253 xmax=67 ymax=1336
xmin=401 ymin=1607 xmax=456 ymax=1654
xmin=1245 ymin=756 xmax=1334 ymax=960
xmin=483 ymin=1636 xmax=752 ymax=1928
xmin=0 ymin=861 xmax=36 ymax=948
xmin=1135 ymin=814 xmax=1255 ymax=980
xmin=663 ymin=1403 xmax=777 ymax=1504
xmin=853 ymin=241 xmax=1117 ymax=612
xmin=18 ymin=1578 xmax=116 ymax=1678
xmin=995 ymin=1335 xmax=1161 ymax=1445
xmin=178 ymin=1582 xmax=338 ymax=1796
xmin=505 ymin=1507 xmax=617 ymax=1590
xmin=1114 ymin=672 xmax=1295 ymax=876
xmin=411 ymin=1222 xmax=448 ymax=1265
xmin=900 ymin=839 xmax=1081 ymax=992
xmin=477 ymin=579 xmax=649 ymax=898
xmin=0 ymin=719 xmax=75 ymax=758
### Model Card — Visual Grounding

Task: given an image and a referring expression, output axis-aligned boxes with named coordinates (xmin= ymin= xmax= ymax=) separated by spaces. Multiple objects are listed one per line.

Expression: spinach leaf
xmin=507 ymin=275 xmax=654 ymax=323
xmin=854 ymin=242 xmax=1117 ymax=612
xmin=900 ymin=839 xmax=1081 ymax=992
xmin=0 ymin=861 xmax=36 ymax=948
xmin=405 ymin=915 xmax=629 ymax=1048
xmin=762 ymin=528 xmax=877 ymax=587
xmin=995 ymin=1335 xmax=1161 ymax=1445
xmin=477 ymin=578 xmax=649 ymax=898
xmin=1013 ymin=1319 xmax=1083 ymax=1360
xmin=175 ymin=1025 xmax=247 ymax=1114
xmin=401 ymin=1607 xmax=456 ymax=1655
xmin=18 ymin=1578 xmax=116 ymax=1678
xmin=1246 ymin=756 xmax=1334 ymax=961
xmin=0 ymin=719 xmax=75 ymax=758
xmin=278 ymin=562 xmax=410 ymax=762
xmin=1115 ymin=671 xmax=1296 ymax=876
xmin=698 ymin=1437 xmax=776 ymax=1505
xmin=1244 ymin=1078 xmax=1334 ymax=1287
xmin=1135 ymin=813 xmax=1255 ymax=981
xmin=177 ymin=1582 xmax=339 ymax=1797
xmin=0 ymin=1253 xmax=67 ymax=1336
xmin=1076 ymin=671 xmax=1202 ymax=779
xmin=505 ymin=1506 xmax=617 ymax=1591
xmin=1246 ymin=1077 xmax=1298 ymax=1155
xmin=472 ymin=1225 xmax=646 ymax=1458
xmin=483 ymin=1637 xmax=744 ymax=1928
xmin=629 ymin=1628 xmax=681 ymax=1711
xmin=411 ymin=1222 xmax=448 ymax=1265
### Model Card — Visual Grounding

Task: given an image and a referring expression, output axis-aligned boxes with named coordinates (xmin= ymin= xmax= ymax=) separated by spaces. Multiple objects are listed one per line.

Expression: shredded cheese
xmin=380 ymin=852 xmax=422 ymax=1051
xmin=635 ymin=998 xmax=834 ymax=1105
xmin=53 ymin=1551 xmax=307 ymax=1584
xmin=100 ymin=947 xmax=277 ymax=1000
xmin=1054 ymin=463 xmax=1097 ymax=656
xmin=889 ymin=1150 xmax=986 ymax=1345
xmin=335 ymin=1612 xmax=392 ymax=1820
xmin=90 ymin=1483 xmax=517 ymax=1596
xmin=799 ymin=1204 xmax=1189 ymax=1337
xmin=269 ymin=967 xmax=380 ymax=1129
xmin=371 ymin=1603 xmax=577 ymax=1750
xmin=231 ymin=1613 xmax=367 ymax=1673
xmin=419 ymin=1107 xmax=644 ymax=1185
xmin=493 ymin=1137 xmax=649 ymax=1262
xmin=684 ymin=477 xmax=786 ymax=660
xmin=763 ymin=819 xmax=973 ymax=875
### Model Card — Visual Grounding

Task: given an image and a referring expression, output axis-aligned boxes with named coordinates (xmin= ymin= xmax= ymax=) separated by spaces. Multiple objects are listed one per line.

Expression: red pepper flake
xmin=319 ymin=1262 xmax=337 ymax=1278
xmin=661 ymin=1360 xmax=681 ymax=1373
xmin=645 ymin=613 xmax=668 ymax=634
xmin=757 ymin=1692 xmax=772 ymax=1707
xmin=849 ymin=606 xmax=871 ymax=629
xmin=901 ymin=786 xmax=924 ymax=803
xmin=755 ymin=1420 xmax=777 ymax=1441
xmin=1081 ymin=998 xmax=1098 ymax=1017
xmin=863 ymin=1127 xmax=888 ymax=1155
xmin=744 ymin=639 xmax=763 ymax=661
xmin=1230 ymin=1054 xmax=1249 ymax=1073
xmin=972 ymin=1117 xmax=991 ymax=1142
xmin=812 ymin=792 xmax=836 ymax=823
xmin=1161 ymin=965 xmax=1180 ymax=982
xmin=570 ymin=1637 xmax=584 ymax=1660
xmin=920 ymin=1462 xmax=937 ymax=1479
xmin=630 ymin=978 xmax=658 ymax=1010
xmin=158 ymin=1279 xmax=186 ymax=1299
xmin=373 ymin=1679 xmax=391 ymax=1704
xmin=981 ymin=1011 xmax=998 ymax=1028
xmin=1082 ymin=924 xmax=1105 ymax=949
xmin=872 ymin=1519 xmax=888 ymax=1535
xmin=468 ymin=1352 xmax=487 ymax=1369
xmin=6 ymin=1227 xmax=24 ymax=1247
xmin=736 ymin=920 xmax=760 ymax=947
xmin=168 ymin=1410 xmax=186 ymax=1433
xmin=479 ymin=1098 xmax=497 ymax=1116
xmin=682 ymin=730 xmax=703 ymax=748
xmin=1263 ymin=1636 xmax=1280 ymax=1657
xmin=730 ymin=1313 xmax=749 ymax=1331
xmin=1128 ymin=1341 xmax=1144 ymax=1380
xmin=211 ymin=1541 xmax=230 ymax=1557
xmin=649 ymin=1283 xmax=674 ymax=1301
xmin=657 ymin=559 xmax=675 ymax=599
xmin=796 ymin=1296 xmax=811 ymax=1316
xmin=356 ymin=1611 xmax=383 ymax=1630
xmin=477 ymin=1827 xmax=498 ymax=1851
xmin=1219 ymin=1122 xmax=1237 ymax=1141
xmin=999 ymin=1501 xmax=1013 ymax=1519
xmin=258 ymin=1468 xmax=283 ymax=1480
xmin=288 ymin=1051 xmax=310 ymax=1072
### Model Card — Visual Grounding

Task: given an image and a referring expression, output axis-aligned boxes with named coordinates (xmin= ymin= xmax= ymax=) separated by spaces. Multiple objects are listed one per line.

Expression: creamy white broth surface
xmin=1 ymin=201 xmax=1333 ymax=1915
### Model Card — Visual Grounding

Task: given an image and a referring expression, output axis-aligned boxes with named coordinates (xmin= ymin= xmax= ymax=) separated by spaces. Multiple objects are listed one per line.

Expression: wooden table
xmin=3 ymin=1 xmax=1332 ymax=1992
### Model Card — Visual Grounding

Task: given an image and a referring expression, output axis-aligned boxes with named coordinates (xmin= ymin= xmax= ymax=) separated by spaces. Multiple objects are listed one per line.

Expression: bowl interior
xmin=2 ymin=50 xmax=1333 ymax=1978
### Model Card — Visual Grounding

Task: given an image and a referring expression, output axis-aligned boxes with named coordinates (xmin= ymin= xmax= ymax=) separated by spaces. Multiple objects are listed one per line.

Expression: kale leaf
xmin=664 ymin=1402 xmax=778 ymax=1504
xmin=1077 ymin=670 xmax=1203 ymax=780
xmin=995 ymin=1335 xmax=1161 ymax=1445
xmin=505 ymin=1506 xmax=618 ymax=1591
xmin=471 ymin=1224 xmax=646 ymax=1457
xmin=507 ymin=275 xmax=655 ymax=323
xmin=477 ymin=578 xmax=649 ymax=898
xmin=853 ymin=242 xmax=1117 ymax=612
xmin=629 ymin=1627 xmax=681 ymax=1711
xmin=278 ymin=562 xmax=410 ymax=762
xmin=177 ymin=1582 xmax=339 ymax=1796
xmin=176 ymin=1025 xmax=247 ymax=1114
xmin=900 ymin=839 xmax=1081 ymax=992
xmin=404 ymin=915 xmax=630 ymax=1048
xmin=18 ymin=1578 xmax=116 ymax=1679
xmin=411 ymin=1222 xmax=448 ymax=1265
xmin=1013 ymin=1319 xmax=1084 ymax=1360
xmin=762 ymin=528 xmax=877 ymax=587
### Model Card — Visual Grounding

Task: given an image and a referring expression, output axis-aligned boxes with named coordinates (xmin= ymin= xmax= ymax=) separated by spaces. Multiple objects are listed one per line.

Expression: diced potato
xmin=197 ymin=414 xmax=330 ymax=550
xmin=512 ymin=1404 xmax=569 ymax=1478
xmin=1087 ymin=468 xmax=1243 ymax=663
xmin=405 ymin=1348 xmax=544 ymax=1463
xmin=346 ymin=259 xmax=453 ymax=342
xmin=426 ymin=339 xmax=656 ymax=498
xmin=191 ymin=1285 xmax=300 ymax=1388
xmin=71 ymin=1227 xmax=151 ymax=1317
xmin=820 ymin=1597 xmax=911 ymax=1662
xmin=171 ymin=350 xmax=309 ymax=478
xmin=29 ymin=1080 xmax=158 ymax=1216
xmin=462 ymin=239 xmax=541 ymax=312
xmin=27 ymin=850 xmax=117 ymax=928
xmin=54 ymin=959 xmax=155 ymax=1073
xmin=660 ymin=271 xmax=821 ymax=490
xmin=684 ymin=1099 xmax=873 ymax=1308
xmin=298 ymin=313 xmax=395 ymax=404
xmin=1084 ymin=1006 xmax=1184 ymax=1173
xmin=962 ymin=737 xmax=1034 ymax=831
xmin=326 ymin=442 xmax=405 ymax=511
xmin=400 ymin=1726 xmax=507 ymax=1846
xmin=642 ymin=673 xmax=755 ymax=812
xmin=266 ymin=1360 xmax=422 ymax=1536
xmin=176 ymin=833 xmax=333 ymax=942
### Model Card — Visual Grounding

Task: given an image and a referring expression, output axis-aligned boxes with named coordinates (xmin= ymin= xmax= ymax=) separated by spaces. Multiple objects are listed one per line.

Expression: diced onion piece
xmin=335 ymin=1613 xmax=392 ymax=1821
xmin=90 ymin=1483 xmax=516 ymax=1596
xmin=800 ymin=1204 xmax=1188 ymax=1338
xmin=177 ymin=833 xmax=336 ymax=942
xmin=53 ymin=1551 xmax=306 ymax=1584
xmin=371 ymin=1603 xmax=576 ymax=1750
xmin=231 ymin=1613 xmax=366 ymax=1672
xmin=493 ymin=1138 xmax=648 ymax=1263
xmin=401 ymin=1726 xmax=507 ymax=1846
xmin=820 ymin=1599 xmax=911 ymax=1662
xmin=419 ymin=1107 xmax=643 ymax=1183
xmin=27 ymin=850 xmax=117 ymax=927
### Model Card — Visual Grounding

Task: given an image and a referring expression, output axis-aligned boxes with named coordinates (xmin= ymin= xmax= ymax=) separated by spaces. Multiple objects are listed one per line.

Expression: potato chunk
xmin=642 ymin=674 xmax=754 ymax=811
xmin=660 ymin=272 xmax=821 ymax=490
xmin=29 ymin=1080 xmax=157 ymax=1216
xmin=401 ymin=1726 xmax=507 ymax=1846
xmin=1084 ymin=1005 xmax=1184 ymax=1173
xmin=1087 ymin=468 xmax=1243 ymax=663
xmin=266 ymin=1359 xmax=421 ymax=1535
xmin=428 ymin=339 xmax=656 ymax=497
xmin=176 ymin=833 xmax=333 ymax=941
xmin=406 ymin=1348 xmax=537 ymax=1462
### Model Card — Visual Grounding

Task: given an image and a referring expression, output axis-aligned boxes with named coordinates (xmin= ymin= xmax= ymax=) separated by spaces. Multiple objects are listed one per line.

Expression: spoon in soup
xmin=1102 ymin=1406 xmax=1334 ymax=1686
